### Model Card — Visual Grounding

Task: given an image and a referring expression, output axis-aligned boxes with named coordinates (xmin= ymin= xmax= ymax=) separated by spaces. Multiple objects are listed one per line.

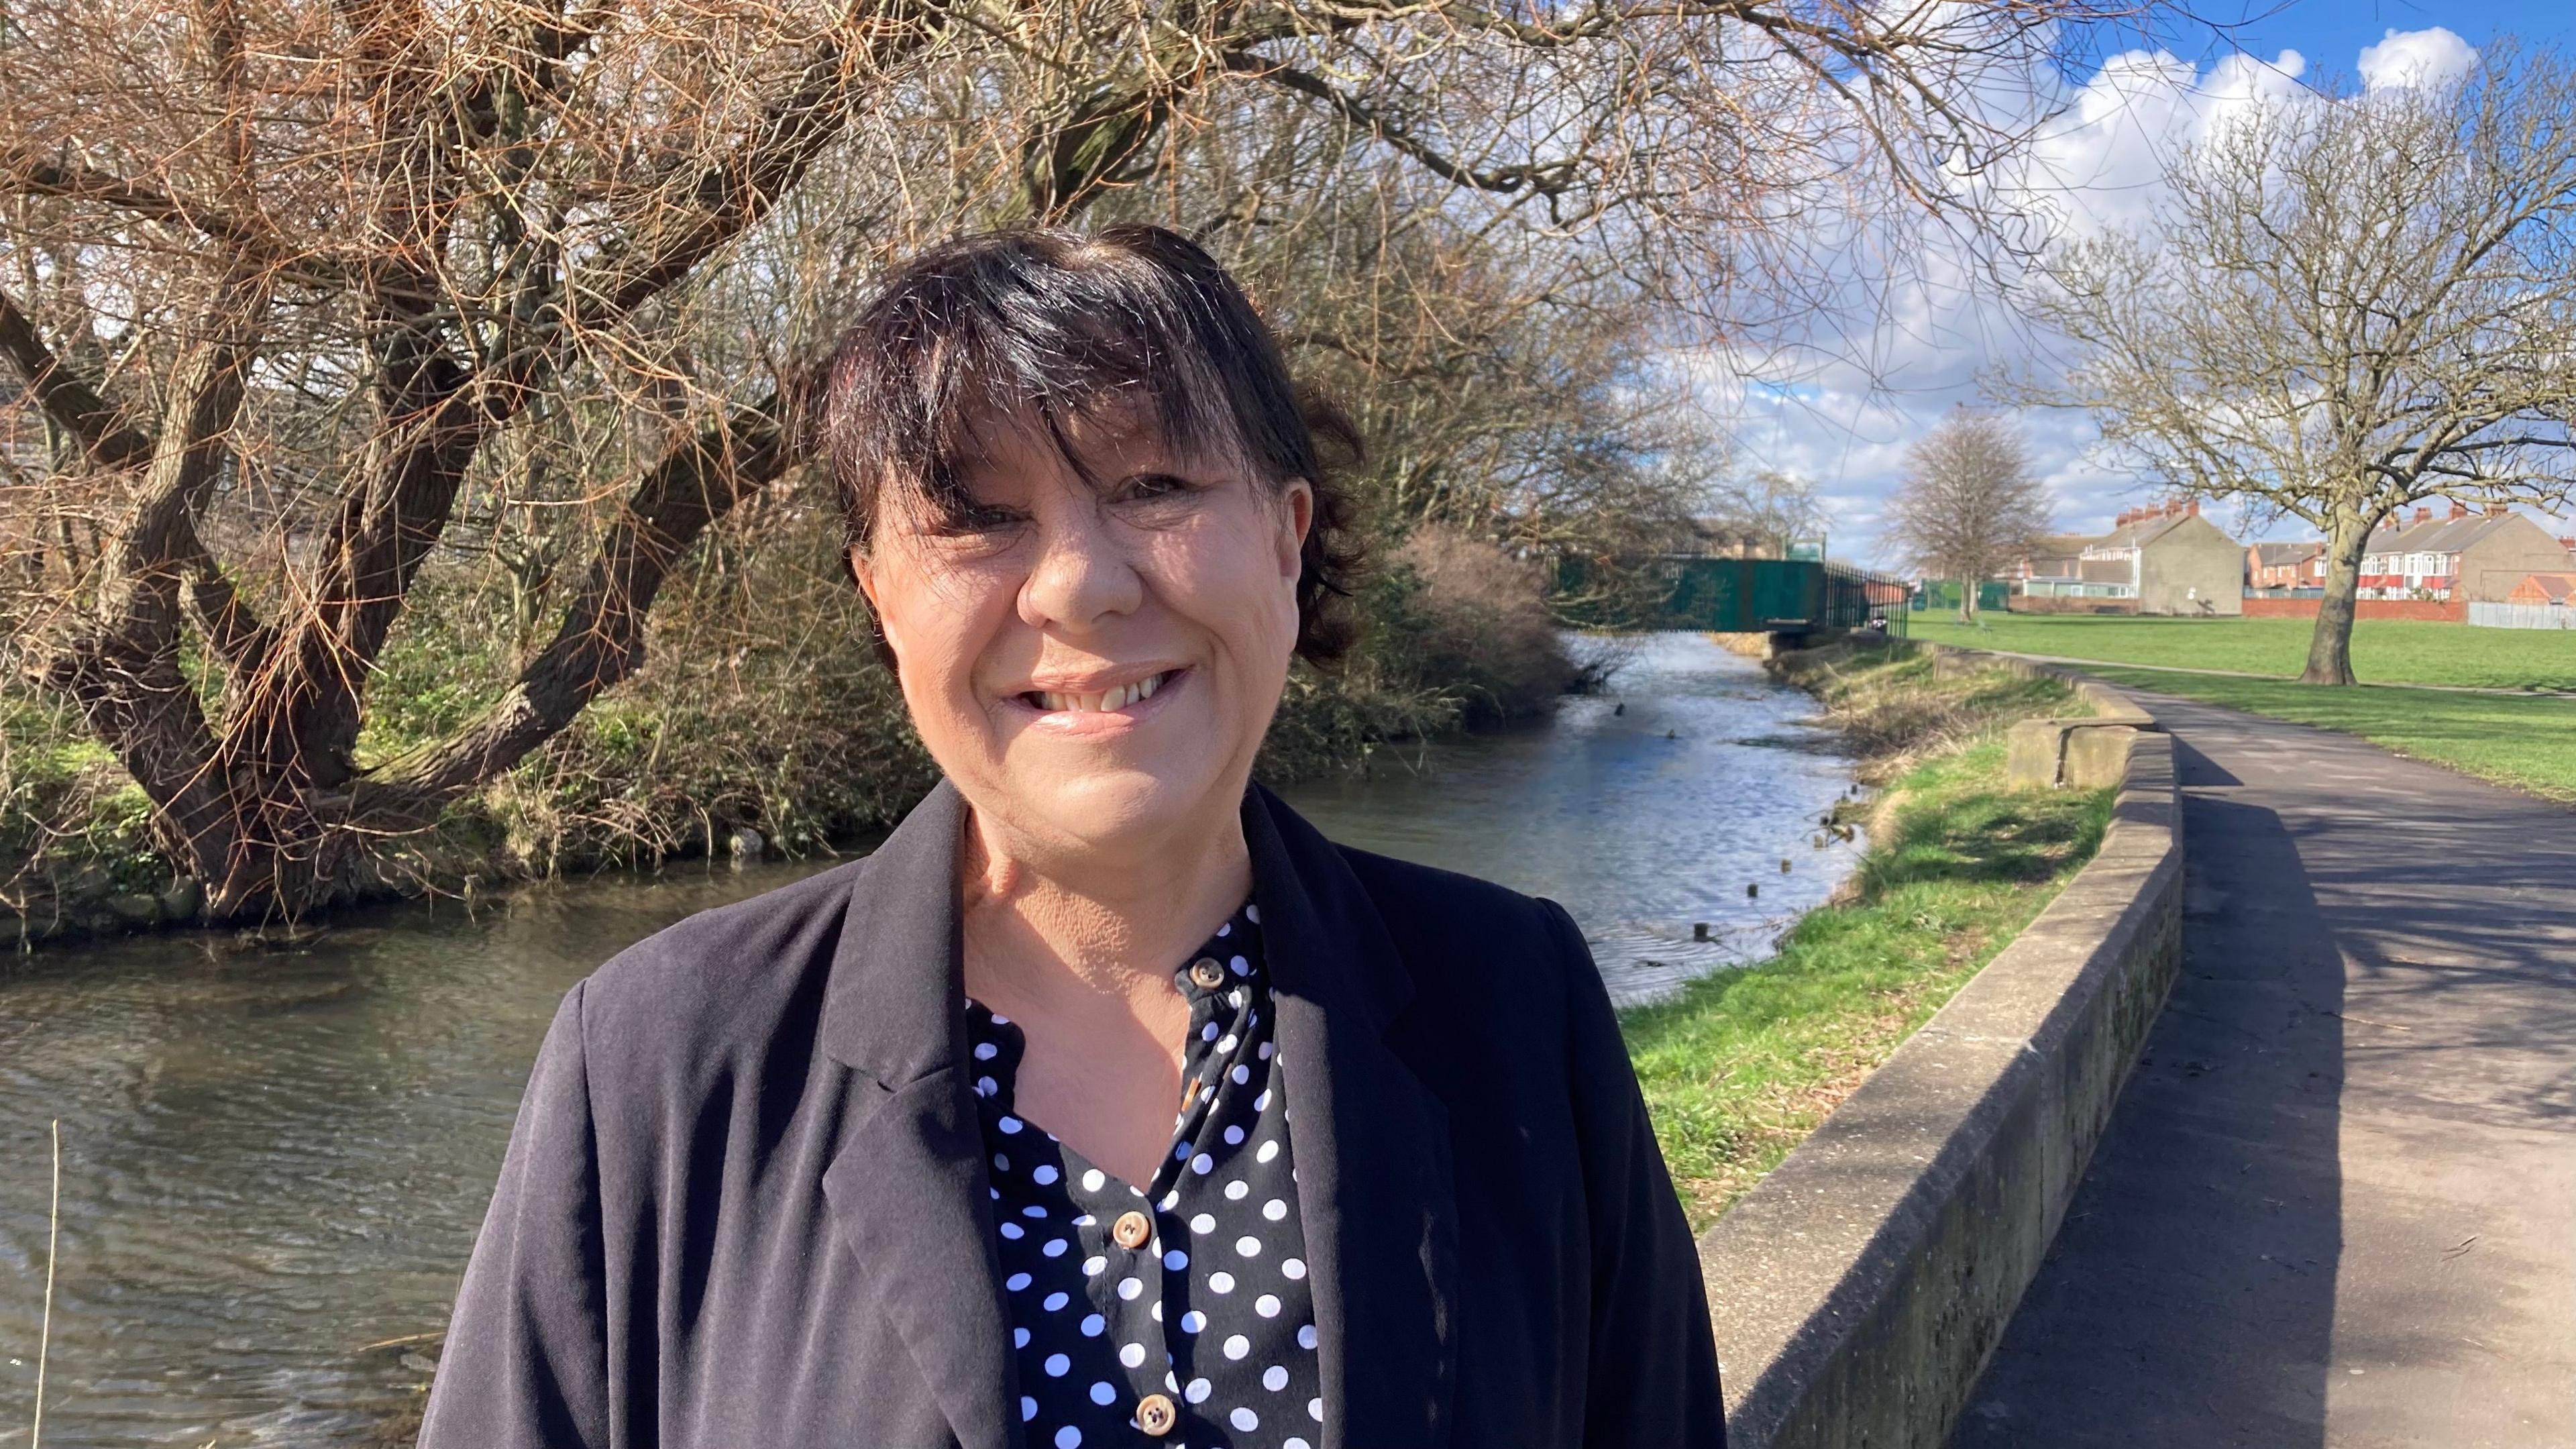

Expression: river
xmin=0 ymin=632 xmax=1856 ymax=1446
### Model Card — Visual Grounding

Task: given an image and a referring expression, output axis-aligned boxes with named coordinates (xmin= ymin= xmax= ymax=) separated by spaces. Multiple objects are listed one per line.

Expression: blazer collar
xmin=816 ymin=777 xmax=1458 ymax=1449
xmin=818 ymin=776 xmax=970 ymax=1089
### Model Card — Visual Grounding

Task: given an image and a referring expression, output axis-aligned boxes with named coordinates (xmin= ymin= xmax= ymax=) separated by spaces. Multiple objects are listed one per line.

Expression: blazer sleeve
xmin=1540 ymin=898 xmax=1728 ymax=1449
xmin=417 ymin=979 xmax=616 ymax=1449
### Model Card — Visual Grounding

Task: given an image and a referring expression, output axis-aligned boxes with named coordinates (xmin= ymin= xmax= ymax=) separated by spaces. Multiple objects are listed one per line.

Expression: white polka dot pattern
xmin=968 ymin=900 xmax=1321 ymax=1448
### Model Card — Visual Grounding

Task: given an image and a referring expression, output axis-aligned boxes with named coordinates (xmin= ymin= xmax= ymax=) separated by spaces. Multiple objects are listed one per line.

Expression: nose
xmin=1018 ymin=496 xmax=1144 ymax=633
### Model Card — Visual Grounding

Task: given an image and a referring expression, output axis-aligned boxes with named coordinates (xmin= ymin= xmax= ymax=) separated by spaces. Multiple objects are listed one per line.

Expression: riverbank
xmin=1624 ymin=643 xmax=2114 ymax=1227
xmin=2 ymin=527 xmax=1599 ymax=948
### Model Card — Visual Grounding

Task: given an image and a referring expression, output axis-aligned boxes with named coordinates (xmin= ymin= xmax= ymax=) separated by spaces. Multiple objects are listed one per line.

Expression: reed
xmin=32 ymin=1119 xmax=57 ymax=1448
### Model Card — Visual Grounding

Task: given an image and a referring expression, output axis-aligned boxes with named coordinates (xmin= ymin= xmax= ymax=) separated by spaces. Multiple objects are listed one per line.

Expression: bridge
xmin=1562 ymin=555 xmax=1911 ymax=637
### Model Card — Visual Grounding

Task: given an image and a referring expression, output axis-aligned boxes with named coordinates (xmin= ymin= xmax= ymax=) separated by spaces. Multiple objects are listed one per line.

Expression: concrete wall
xmin=1702 ymin=654 xmax=2182 ymax=1449
xmin=2137 ymin=515 xmax=2243 ymax=615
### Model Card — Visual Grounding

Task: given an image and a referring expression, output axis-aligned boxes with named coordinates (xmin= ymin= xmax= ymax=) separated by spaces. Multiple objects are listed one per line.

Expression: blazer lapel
xmin=1245 ymin=784 xmax=1460 ymax=1449
xmin=816 ymin=781 xmax=1024 ymax=1449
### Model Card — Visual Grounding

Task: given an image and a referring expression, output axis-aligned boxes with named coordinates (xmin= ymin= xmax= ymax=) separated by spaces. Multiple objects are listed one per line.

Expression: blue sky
xmin=2212 ymin=1 xmax=2573 ymax=68
xmin=1729 ymin=3 xmax=2576 ymax=566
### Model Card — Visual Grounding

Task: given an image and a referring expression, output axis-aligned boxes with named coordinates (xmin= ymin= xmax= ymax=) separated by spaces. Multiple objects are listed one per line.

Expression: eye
xmin=937 ymin=501 xmax=1028 ymax=536
xmin=1116 ymin=472 xmax=1200 ymax=503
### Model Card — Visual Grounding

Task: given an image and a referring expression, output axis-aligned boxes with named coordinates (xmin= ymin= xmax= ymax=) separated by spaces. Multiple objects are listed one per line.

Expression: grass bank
xmin=1625 ymin=644 xmax=2114 ymax=1228
xmin=1903 ymin=610 xmax=2576 ymax=692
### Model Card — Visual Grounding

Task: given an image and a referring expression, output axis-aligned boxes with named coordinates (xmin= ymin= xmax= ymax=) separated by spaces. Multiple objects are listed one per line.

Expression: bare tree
xmin=0 ymin=0 xmax=2173 ymax=918
xmin=1707 ymin=466 xmax=1831 ymax=557
xmin=2019 ymin=46 xmax=2576 ymax=684
xmin=1887 ymin=407 xmax=2051 ymax=621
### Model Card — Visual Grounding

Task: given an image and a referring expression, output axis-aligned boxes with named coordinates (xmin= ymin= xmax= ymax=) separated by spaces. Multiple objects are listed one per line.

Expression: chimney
xmin=2450 ymin=500 xmax=2471 ymax=520
xmin=2187 ymin=499 xmax=2201 ymax=517
xmin=2487 ymin=502 xmax=2509 ymax=519
xmin=2415 ymin=506 xmax=2432 ymax=525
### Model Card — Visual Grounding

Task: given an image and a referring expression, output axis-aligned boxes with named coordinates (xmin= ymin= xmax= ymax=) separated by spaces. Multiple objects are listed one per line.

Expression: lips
xmin=1020 ymin=668 xmax=1181 ymax=714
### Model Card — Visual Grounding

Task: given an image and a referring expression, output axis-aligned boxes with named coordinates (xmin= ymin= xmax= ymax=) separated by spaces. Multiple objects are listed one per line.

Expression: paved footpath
xmin=1952 ymin=694 xmax=2575 ymax=1449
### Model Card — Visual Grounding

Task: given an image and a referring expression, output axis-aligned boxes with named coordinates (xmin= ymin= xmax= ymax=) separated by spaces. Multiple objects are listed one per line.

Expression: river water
xmin=0 ymin=632 xmax=1856 ymax=1446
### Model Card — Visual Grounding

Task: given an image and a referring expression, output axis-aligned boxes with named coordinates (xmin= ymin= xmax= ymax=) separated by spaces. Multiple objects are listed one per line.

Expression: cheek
xmin=870 ymin=553 xmax=1015 ymax=704
xmin=1152 ymin=515 xmax=1302 ymax=658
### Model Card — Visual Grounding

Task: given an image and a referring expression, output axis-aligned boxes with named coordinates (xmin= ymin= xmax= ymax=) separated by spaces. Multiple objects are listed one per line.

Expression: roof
xmin=2366 ymin=513 xmax=2529 ymax=556
xmin=2510 ymin=573 xmax=2576 ymax=604
xmin=2098 ymin=513 xmax=2195 ymax=549
xmin=2251 ymin=541 xmax=2325 ymax=566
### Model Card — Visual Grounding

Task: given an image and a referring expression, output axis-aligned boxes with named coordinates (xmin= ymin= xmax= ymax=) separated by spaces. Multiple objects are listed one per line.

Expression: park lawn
xmin=1904 ymin=610 xmax=2576 ymax=692
xmin=1623 ymin=677 xmax=2113 ymax=1229
xmin=2078 ymin=665 xmax=2576 ymax=804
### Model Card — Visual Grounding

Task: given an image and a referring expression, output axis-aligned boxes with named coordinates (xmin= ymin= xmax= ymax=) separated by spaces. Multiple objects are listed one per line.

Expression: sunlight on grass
xmin=1905 ymin=611 xmax=2576 ymax=692
xmin=2080 ymin=666 xmax=2576 ymax=802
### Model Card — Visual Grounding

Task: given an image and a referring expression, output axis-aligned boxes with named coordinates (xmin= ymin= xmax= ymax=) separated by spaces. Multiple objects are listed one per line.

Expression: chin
xmin=1007 ymin=758 xmax=1234 ymax=854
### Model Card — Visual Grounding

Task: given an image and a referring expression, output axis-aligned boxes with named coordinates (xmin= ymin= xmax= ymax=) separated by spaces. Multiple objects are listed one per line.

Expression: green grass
xmin=1622 ymin=686 xmax=2113 ymax=1228
xmin=2076 ymin=665 xmax=2576 ymax=803
xmin=1905 ymin=610 xmax=2576 ymax=692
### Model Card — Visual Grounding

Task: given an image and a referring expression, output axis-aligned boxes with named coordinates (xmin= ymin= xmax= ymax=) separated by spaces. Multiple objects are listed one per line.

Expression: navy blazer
xmin=417 ymin=779 xmax=1723 ymax=1448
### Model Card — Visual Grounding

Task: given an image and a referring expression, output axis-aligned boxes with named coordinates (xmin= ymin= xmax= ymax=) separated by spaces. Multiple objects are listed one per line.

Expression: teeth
xmin=1030 ymin=674 xmax=1169 ymax=713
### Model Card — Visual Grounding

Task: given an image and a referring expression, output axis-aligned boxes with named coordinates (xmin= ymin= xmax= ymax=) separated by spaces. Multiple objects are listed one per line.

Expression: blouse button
xmin=1188 ymin=957 xmax=1226 ymax=990
xmin=1112 ymin=1210 xmax=1152 ymax=1250
xmin=1136 ymin=1392 xmax=1179 ymax=1436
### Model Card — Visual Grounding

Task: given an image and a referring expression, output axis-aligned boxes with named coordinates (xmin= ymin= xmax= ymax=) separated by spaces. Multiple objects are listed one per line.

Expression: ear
xmin=848 ymin=546 xmax=896 ymax=654
xmin=1276 ymin=479 xmax=1315 ymax=582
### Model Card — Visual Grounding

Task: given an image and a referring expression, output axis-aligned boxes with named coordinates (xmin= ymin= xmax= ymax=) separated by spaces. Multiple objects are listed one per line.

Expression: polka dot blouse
xmin=966 ymin=900 xmax=1322 ymax=1449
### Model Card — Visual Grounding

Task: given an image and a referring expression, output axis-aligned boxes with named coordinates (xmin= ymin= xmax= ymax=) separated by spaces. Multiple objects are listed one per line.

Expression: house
xmin=1670 ymin=517 xmax=1772 ymax=559
xmin=2504 ymin=573 xmax=2576 ymax=607
xmin=2357 ymin=503 xmax=2576 ymax=602
xmin=2015 ymin=500 xmax=2243 ymax=615
xmin=2004 ymin=535 xmax=2092 ymax=583
xmin=2247 ymin=541 xmax=2326 ymax=590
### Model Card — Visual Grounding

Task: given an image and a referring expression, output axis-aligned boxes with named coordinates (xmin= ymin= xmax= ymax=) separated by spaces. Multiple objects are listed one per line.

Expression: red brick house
xmin=2357 ymin=504 xmax=2576 ymax=602
xmin=2246 ymin=541 xmax=2326 ymax=590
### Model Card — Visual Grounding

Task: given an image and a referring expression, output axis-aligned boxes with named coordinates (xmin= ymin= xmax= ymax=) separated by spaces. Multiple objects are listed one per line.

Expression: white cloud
xmin=2358 ymin=26 xmax=2478 ymax=93
xmin=1697 ymin=28 xmax=2498 ymax=565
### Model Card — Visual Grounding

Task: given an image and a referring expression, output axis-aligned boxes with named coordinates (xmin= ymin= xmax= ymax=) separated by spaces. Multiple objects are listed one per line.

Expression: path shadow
xmin=1951 ymin=794 xmax=2345 ymax=1448
xmin=2169 ymin=733 xmax=2241 ymax=788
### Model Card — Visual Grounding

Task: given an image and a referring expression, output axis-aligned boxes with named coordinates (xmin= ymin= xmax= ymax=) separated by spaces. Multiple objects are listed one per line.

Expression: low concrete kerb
xmin=1909 ymin=641 xmax=2160 ymax=792
xmin=1699 ymin=663 xmax=2184 ymax=1449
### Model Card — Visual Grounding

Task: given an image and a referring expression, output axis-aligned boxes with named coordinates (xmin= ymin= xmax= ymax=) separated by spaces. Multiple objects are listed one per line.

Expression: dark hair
xmin=822 ymin=225 xmax=1364 ymax=665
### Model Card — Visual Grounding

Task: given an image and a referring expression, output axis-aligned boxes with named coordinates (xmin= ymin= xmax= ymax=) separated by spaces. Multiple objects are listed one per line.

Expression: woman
xmin=418 ymin=226 xmax=1723 ymax=1449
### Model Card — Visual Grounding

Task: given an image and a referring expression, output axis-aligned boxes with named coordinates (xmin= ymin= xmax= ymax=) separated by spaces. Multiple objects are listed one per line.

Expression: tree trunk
xmin=2300 ymin=508 xmax=2376 ymax=686
xmin=1958 ymin=575 xmax=1976 ymax=625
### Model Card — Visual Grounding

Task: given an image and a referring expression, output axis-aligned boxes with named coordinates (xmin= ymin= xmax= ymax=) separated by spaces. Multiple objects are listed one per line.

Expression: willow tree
xmin=2021 ymin=46 xmax=2576 ymax=684
xmin=1 ymin=0 xmax=2171 ymax=918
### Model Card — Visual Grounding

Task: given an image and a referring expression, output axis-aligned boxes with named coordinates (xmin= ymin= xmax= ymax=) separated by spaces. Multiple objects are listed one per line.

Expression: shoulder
xmin=570 ymin=855 xmax=873 ymax=1080
xmin=1332 ymin=843 xmax=1587 ymax=1008
xmin=1335 ymin=843 xmax=1576 ymax=942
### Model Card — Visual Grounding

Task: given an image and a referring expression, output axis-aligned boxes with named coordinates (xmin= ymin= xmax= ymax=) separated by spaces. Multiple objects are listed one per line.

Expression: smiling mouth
xmin=1020 ymin=669 xmax=1181 ymax=714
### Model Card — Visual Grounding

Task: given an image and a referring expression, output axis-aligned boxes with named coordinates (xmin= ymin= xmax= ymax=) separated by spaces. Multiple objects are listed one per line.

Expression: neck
xmin=959 ymin=788 xmax=1255 ymax=1003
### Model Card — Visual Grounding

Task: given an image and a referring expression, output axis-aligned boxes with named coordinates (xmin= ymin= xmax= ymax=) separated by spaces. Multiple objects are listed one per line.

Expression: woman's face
xmin=853 ymin=409 xmax=1313 ymax=866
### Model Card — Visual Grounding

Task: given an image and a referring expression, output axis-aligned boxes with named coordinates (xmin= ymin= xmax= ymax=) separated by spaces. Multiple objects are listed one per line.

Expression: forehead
xmin=947 ymin=396 xmax=1244 ymax=486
